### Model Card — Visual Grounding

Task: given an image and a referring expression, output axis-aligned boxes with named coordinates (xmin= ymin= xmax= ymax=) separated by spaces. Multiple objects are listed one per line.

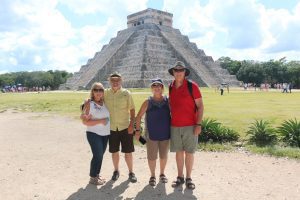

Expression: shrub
xmin=219 ymin=126 xmax=240 ymax=142
xmin=277 ymin=118 xmax=300 ymax=148
xmin=246 ymin=119 xmax=277 ymax=146
xmin=199 ymin=118 xmax=239 ymax=143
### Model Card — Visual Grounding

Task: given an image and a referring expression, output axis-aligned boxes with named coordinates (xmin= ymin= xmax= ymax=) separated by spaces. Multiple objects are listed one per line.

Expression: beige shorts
xmin=146 ymin=138 xmax=170 ymax=160
xmin=170 ymin=126 xmax=198 ymax=153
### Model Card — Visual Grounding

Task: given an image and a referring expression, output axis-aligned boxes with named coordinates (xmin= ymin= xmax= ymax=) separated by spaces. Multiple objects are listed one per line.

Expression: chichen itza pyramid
xmin=61 ymin=8 xmax=239 ymax=89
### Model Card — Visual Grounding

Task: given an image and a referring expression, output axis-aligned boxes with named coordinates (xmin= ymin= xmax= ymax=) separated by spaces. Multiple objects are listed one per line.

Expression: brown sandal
xmin=185 ymin=178 xmax=195 ymax=190
xmin=159 ymin=174 xmax=168 ymax=183
xmin=171 ymin=176 xmax=185 ymax=188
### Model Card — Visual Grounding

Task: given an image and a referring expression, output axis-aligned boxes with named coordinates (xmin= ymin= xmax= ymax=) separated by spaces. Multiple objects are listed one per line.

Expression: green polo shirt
xmin=104 ymin=88 xmax=135 ymax=131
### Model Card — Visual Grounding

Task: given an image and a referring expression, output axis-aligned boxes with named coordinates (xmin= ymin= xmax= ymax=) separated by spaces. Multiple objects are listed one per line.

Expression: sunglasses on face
xmin=93 ymin=88 xmax=104 ymax=93
xmin=111 ymin=79 xmax=121 ymax=83
xmin=152 ymin=84 xmax=162 ymax=88
xmin=173 ymin=68 xmax=185 ymax=72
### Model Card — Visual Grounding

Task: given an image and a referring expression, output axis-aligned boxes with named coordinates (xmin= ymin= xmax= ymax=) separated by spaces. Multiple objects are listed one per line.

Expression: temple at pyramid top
xmin=127 ymin=8 xmax=173 ymax=28
xmin=61 ymin=8 xmax=239 ymax=90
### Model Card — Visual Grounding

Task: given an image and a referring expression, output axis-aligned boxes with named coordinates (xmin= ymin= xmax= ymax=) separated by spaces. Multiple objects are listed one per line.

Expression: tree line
xmin=0 ymin=70 xmax=73 ymax=90
xmin=1 ymin=58 xmax=300 ymax=90
xmin=218 ymin=57 xmax=300 ymax=88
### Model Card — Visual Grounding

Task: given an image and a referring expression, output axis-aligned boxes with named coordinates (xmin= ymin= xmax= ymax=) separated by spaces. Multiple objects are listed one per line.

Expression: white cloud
xmin=1 ymin=0 xmax=300 ymax=74
xmin=59 ymin=0 xmax=148 ymax=15
xmin=163 ymin=0 xmax=300 ymax=61
xmin=0 ymin=0 xmax=149 ymax=73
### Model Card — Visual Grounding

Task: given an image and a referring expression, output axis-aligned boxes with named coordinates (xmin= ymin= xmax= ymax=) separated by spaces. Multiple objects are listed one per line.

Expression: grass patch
xmin=0 ymin=88 xmax=299 ymax=137
xmin=246 ymin=145 xmax=300 ymax=159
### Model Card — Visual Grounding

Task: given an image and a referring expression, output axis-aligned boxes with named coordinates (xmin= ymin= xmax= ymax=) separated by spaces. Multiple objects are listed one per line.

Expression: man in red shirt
xmin=168 ymin=61 xmax=204 ymax=190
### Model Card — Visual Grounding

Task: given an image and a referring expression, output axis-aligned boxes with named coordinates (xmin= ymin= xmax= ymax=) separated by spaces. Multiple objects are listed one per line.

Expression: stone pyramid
xmin=61 ymin=8 xmax=239 ymax=90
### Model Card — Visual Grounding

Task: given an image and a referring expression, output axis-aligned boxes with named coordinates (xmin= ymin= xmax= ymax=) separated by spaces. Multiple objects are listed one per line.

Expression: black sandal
xmin=149 ymin=176 xmax=156 ymax=186
xmin=171 ymin=176 xmax=185 ymax=188
xmin=159 ymin=174 xmax=168 ymax=183
xmin=185 ymin=178 xmax=195 ymax=190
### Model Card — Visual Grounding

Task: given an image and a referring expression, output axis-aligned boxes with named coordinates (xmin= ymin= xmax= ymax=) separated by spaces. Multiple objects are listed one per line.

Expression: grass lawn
xmin=0 ymin=88 xmax=299 ymax=138
xmin=1 ymin=88 xmax=300 ymax=159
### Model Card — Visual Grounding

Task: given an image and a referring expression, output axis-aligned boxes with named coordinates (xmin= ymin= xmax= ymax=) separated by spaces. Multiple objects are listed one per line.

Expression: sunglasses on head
xmin=173 ymin=68 xmax=185 ymax=72
xmin=93 ymin=88 xmax=104 ymax=92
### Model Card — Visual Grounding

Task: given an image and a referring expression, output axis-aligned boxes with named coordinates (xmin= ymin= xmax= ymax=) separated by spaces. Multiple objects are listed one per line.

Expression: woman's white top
xmin=86 ymin=101 xmax=110 ymax=136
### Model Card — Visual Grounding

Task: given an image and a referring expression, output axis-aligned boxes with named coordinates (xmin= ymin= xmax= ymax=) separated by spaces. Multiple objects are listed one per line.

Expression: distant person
xmin=135 ymin=78 xmax=170 ymax=187
xmin=220 ymin=84 xmax=224 ymax=95
xmin=288 ymin=83 xmax=292 ymax=93
xmin=168 ymin=61 xmax=204 ymax=190
xmin=282 ymin=83 xmax=288 ymax=93
xmin=81 ymin=82 xmax=110 ymax=185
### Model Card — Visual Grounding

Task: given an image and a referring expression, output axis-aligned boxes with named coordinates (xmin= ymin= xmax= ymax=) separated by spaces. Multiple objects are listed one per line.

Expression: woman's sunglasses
xmin=151 ymin=84 xmax=162 ymax=87
xmin=93 ymin=88 xmax=104 ymax=92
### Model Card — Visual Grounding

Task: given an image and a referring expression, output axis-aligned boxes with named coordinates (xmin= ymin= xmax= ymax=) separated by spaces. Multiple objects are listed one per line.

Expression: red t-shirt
xmin=169 ymin=79 xmax=202 ymax=127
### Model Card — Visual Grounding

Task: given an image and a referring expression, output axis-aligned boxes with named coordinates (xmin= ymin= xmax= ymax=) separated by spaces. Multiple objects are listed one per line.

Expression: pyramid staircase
xmin=61 ymin=24 xmax=239 ymax=90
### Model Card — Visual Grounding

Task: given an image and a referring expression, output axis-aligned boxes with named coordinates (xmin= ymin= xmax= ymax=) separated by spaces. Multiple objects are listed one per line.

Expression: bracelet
xmin=135 ymin=129 xmax=140 ymax=131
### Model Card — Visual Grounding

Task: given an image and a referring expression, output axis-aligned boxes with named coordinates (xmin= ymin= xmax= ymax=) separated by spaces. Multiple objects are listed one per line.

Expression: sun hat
xmin=109 ymin=71 xmax=122 ymax=78
xmin=168 ymin=61 xmax=190 ymax=76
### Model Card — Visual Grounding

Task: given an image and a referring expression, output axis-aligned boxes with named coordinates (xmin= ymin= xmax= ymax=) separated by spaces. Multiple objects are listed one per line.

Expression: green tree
xmin=236 ymin=61 xmax=264 ymax=85
xmin=218 ymin=57 xmax=242 ymax=75
xmin=286 ymin=61 xmax=300 ymax=88
xmin=262 ymin=59 xmax=288 ymax=85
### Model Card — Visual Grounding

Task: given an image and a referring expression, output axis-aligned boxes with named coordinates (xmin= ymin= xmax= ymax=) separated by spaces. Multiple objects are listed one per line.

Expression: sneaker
xmin=111 ymin=170 xmax=120 ymax=181
xmin=128 ymin=172 xmax=137 ymax=183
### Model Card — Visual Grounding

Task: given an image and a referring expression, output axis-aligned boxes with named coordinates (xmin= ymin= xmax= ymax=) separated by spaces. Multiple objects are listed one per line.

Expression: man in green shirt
xmin=104 ymin=72 xmax=137 ymax=183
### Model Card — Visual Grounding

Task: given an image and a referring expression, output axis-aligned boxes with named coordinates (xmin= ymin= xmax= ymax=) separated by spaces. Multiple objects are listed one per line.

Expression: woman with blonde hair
xmin=81 ymin=82 xmax=110 ymax=185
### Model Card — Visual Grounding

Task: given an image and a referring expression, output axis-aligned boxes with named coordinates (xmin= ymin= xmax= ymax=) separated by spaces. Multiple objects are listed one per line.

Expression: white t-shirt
xmin=86 ymin=101 xmax=110 ymax=136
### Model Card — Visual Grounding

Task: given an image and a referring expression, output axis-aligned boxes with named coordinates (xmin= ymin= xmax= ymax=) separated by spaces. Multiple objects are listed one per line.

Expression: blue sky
xmin=0 ymin=0 xmax=300 ymax=73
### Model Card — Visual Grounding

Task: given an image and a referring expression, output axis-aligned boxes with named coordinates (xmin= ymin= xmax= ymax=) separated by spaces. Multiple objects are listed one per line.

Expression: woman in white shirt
xmin=81 ymin=82 xmax=110 ymax=185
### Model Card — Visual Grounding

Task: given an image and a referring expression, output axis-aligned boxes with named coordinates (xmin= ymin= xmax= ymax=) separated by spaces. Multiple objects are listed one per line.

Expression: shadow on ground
xmin=67 ymin=181 xmax=197 ymax=200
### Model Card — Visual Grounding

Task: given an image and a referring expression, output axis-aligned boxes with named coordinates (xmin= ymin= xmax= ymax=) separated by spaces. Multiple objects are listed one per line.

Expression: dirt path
xmin=0 ymin=111 xmax=299 ymax=200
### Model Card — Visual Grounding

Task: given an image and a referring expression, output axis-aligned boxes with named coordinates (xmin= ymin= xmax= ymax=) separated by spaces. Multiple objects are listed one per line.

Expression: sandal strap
xmin=185 ymin=178 xmax=195 ymax=189
xmin=172 ymin=176 xmax=185 ymax=187
xmin=149 ymin=176 xmax=156 ymax=186
xmin=176 ymin=176 xmax=185 ymax=183
xmin=159 ymin=174 xmax=168 ymax=183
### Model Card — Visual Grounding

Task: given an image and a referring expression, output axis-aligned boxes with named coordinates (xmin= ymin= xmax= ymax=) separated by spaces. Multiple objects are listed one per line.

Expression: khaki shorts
xmin=146 ymin=138 xmax=170 ymax=160
xmin=170 ymin=126 xmax=198 ymax=153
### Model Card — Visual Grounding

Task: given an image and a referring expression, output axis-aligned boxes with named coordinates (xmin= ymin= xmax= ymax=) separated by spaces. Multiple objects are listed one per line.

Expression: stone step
xmin=115 ymin=50 xmax=144 ymax=58
xmin=135 ymin=29 xmax=161 ymax=36
xmin=145 ymin=42 xmax=168 ymax=49
xmin=120 ymin=72 xmax=172 ymax=81
xmin=127 ymin=35 xmax=146 ymax=43
xmin=146 ymin=35 xmax=164 ymax=43
xmin=146 ymin=49 xmax=174 ymax=57
xmin=125 ymin=42 xmax=145 ymax=50
xmin=116 ymin=57 xmax=144 ymax=66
